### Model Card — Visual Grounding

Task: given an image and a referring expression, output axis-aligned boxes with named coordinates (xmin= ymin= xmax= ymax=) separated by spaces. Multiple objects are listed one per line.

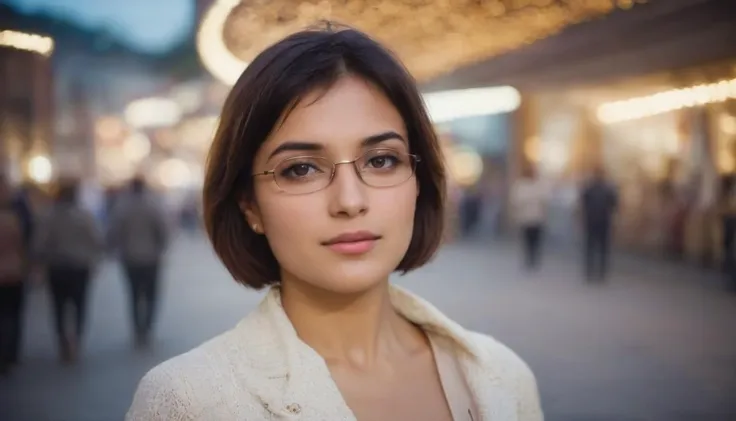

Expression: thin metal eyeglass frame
xmin=252 ymin=150 xmax=421 ymax=194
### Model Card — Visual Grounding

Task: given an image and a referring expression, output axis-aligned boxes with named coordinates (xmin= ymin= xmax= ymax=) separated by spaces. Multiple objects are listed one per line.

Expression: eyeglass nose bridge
xmin=329 ymin=158 xmax=365 ymax=184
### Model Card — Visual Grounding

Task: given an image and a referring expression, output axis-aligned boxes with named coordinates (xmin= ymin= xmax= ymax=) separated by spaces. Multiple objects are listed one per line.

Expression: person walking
xmin=580 ymin=167 xmax=618 ymax=282
xmin=35 ymin=180 xmax=104 ymax=363
xmin=0 ymin=174 xmax=29 ymax=374
xmin=511 ymin=165 xmax=550 ymax=270
xmin=108 ymin=177 xmax=169 ymax=348
xmin=718 ymin=174 xmax=736 ymax=291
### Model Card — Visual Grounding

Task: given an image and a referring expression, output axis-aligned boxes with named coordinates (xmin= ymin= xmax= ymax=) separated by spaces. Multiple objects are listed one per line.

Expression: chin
xmin=321 ymin=271 xmax=388 ymax=295
xmin=306 ymin=261 xmax=393 ymax=295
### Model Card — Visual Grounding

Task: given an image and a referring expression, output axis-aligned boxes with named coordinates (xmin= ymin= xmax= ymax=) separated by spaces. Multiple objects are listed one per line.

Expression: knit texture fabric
xmin=126 ymin=285 xmax=543 ymax=421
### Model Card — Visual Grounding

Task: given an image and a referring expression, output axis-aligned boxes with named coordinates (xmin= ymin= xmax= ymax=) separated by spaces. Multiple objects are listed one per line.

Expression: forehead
xmin=266 ymin=76 xmax=406 ymax=149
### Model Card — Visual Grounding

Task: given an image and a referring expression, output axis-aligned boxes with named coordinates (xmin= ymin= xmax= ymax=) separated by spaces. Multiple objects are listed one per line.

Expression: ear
xmin=238 ymin=196 xmax=264 ymax=234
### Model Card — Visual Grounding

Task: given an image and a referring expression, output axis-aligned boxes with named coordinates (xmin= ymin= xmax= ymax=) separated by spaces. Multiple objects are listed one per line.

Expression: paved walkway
xmin=1 ymin=235 xmax=734 ymax=421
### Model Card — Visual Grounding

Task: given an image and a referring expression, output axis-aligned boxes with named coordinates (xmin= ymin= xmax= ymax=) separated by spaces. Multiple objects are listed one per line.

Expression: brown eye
xmin=279 ymin=163 xmax=320 ymax=179
xmin=274 ymin=157 xmax=331 ymax=184
xmin=369 ymin=156 xmax=387 ymax=168
xmin=365 ymin=154 xmax=399 ymax=170
xmin=290 ymin=164 xmax=312 ymax=177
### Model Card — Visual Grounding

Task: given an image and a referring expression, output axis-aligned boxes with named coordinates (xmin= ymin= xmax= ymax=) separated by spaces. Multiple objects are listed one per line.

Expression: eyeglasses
xmin=253 ymin=148 xmax=421 ymax=195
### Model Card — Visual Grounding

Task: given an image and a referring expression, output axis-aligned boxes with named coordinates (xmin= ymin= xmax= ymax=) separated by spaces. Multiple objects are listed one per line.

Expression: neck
xmin=279 ymin=277 xmax=424 ymax=368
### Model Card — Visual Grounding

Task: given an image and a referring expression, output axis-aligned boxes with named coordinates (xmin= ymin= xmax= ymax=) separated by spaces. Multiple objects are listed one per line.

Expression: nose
xmin=328 ymin=162 xmax=368 ymax=218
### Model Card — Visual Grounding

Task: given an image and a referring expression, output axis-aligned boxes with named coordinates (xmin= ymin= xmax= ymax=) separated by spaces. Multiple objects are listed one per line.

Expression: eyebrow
xmin=267 ymin=131 xmax=406 ymax=161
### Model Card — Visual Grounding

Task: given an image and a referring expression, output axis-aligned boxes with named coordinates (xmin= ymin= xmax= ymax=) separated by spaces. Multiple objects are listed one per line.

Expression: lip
xmin=322 ymin=231 xmax=381 ymax=255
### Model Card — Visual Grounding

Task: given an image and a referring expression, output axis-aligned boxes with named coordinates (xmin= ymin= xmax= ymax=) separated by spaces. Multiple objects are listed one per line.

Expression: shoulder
xmin=126 ymin=330 xmax=260 ymax=421
xmin=126 ymin=357 xmax=196 ymax=421
xmin=464 ymin=331 xmax=543 ymax=420
xmin=466 ymin=331 xmax=536 ymax=381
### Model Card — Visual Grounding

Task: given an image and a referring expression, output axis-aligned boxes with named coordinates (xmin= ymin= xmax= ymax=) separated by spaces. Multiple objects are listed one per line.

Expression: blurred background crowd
xmin=1 ymin=0 xmax=735 ymax=420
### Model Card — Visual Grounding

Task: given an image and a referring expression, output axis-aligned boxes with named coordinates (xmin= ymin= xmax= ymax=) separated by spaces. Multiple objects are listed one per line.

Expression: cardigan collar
xmin=229 ymin=285 xmax=516 ymax=420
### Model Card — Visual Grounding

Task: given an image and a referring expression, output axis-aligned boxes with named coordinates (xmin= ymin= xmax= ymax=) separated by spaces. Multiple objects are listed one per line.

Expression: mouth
xmin=322 ymin=231 xmax=382 ymax=255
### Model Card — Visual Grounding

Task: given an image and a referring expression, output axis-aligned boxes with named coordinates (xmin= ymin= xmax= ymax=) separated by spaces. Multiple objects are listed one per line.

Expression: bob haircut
xmin=203 ymin=23 xmax=446 ymax=289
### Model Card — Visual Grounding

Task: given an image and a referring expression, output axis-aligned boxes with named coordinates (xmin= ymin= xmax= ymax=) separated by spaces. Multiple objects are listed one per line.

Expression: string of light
xmin=597 ymin=78 xmax=736 ymax=124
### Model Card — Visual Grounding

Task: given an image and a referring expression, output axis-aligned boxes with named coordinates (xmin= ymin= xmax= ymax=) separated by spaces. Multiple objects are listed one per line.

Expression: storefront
xmin=0 ymin=29 xmax=55 ymax=185
xmin=526 ymin=67 xmax=736 ymax=261
xmin=437 ymin=112 xmax=513 ymax=239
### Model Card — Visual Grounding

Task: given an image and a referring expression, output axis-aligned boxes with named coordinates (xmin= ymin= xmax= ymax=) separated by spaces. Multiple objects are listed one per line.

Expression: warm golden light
xmin=197 ymin=0 xmax=635 ymax=85
xmin=179 ymin=116 xmax=219 ymax=151
xmin=0 ymin=30 xmax=54 ymax=56
xmin=197 ymin=0 xmax=248 ymax=85
xmin=524 ymin=137 xmax=540 ymax=163
xmin=122 ymin=132 xmax=152 ymax=163
xmin=27 ymin=155 xmax=53 ymax=183
xmin=97 ymin=148 xmax=135 ymax=183
xmin=124 ymin=97 xmax=182 ymax=129
xmin=95 ymin=116 xmax=125 ymax=144
xmin=719 ymin=151 xmax=736 ymax=173
xmin=598 ymin=79 xmax=736 ymax=124
xmin=447 ymin=147 xmax=484 ymax=187
xmin=720 ymin=114 xmax=736 ymax=135
xmin=157 ymin=158 xmax=192 ymax=189
xmin=424 ymin=87 xmax=521 ymax=122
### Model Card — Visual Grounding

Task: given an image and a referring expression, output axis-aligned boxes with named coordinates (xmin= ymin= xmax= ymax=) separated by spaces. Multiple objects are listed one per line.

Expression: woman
xmin=127 ymin=24 xmax=542 ymax=421
xmin=35 ymin=180 xmax=103 ymax=363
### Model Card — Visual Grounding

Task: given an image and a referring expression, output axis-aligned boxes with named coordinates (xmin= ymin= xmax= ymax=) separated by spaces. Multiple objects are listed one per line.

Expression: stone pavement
xmin=1 ymin=235 xmax=734 ymax=421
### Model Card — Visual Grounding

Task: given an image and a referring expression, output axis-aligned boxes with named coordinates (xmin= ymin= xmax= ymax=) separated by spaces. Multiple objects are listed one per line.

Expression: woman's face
xmin=244 ymin=75 xmax=418 ymax=294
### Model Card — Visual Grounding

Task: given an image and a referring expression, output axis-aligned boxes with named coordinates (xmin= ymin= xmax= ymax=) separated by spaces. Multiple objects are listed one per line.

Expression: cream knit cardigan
xmin=126 ymin=286 xmax=544 ymax=421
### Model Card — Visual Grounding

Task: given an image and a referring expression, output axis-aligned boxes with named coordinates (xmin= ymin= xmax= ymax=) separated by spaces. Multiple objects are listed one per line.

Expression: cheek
xmin=377 ymin=182 xmax=417 ymax=222
xmin=256 ymin=192 xmax=323 ymax=263
xmin=373 ymin=181 xmax=418 ymax=244
xmin=260 ymin=195 xmax=321 ymax=238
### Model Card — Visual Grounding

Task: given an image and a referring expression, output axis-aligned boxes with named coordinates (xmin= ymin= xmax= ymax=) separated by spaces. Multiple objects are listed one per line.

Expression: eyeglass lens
xmin=272 ymin=149 xmax=417 ymax=194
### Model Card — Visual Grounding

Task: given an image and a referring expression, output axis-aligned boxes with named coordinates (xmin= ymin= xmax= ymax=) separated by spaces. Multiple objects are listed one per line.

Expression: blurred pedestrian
xmin=35 ymin=179 xmax=104 ymax=363
xmin=108 ymin=177 xmax=169 ymax=348
xmin=179 ymin=192 xmax=200 ymax=235
xmin=459 ymin=184 xmax=483 ymax=238
xmin=580 ymin=166 xmax=618 ymax=282
xmin=0 ymin=174 xmax=30 ymax=374
xmin=511 ymin=164 xmax=550 ymax=270
xmin=718 ymin=174 xmax=736 ymax=291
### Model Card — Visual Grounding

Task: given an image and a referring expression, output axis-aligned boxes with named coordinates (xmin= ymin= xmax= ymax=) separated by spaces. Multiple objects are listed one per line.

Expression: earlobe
xmin=238 ymin=197 xmax=263 ymax=234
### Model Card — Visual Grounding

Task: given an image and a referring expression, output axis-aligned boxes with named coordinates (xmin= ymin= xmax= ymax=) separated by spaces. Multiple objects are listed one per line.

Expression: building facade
xmin=0 ymin=28 xmax=54 ymax=184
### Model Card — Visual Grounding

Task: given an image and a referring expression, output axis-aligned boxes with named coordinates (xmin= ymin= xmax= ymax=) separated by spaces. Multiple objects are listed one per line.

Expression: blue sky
xmin=9 ymin=0 xmax=195 ymax=52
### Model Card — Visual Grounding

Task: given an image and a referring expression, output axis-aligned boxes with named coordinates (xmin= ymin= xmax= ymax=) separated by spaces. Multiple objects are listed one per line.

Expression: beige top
xmin=126 ymin=286 xmax=543 ymax=421
xmin=429 ymin=332 xmax=481 ymax=421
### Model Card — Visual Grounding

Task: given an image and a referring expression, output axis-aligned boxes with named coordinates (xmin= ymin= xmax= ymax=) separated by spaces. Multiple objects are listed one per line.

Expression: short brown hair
xmin=203 ymin=24 xmax=446 ymax=289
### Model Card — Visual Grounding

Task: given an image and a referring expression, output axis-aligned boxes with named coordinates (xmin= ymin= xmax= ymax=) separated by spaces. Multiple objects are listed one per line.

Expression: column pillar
xmin=502 ymin=93 xmax=539 ymax=236
xmin=566 ymin=107 xmax=603 ymax=180
xmin=510 ymin=93 xmax=539 ymax=178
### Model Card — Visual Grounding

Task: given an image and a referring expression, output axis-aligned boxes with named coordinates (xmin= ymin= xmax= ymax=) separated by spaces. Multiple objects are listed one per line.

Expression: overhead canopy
xmin=197 ymin=0 xmax=640 ymax=86
xmin=422 ymin=0 xmax=736 ymax=92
